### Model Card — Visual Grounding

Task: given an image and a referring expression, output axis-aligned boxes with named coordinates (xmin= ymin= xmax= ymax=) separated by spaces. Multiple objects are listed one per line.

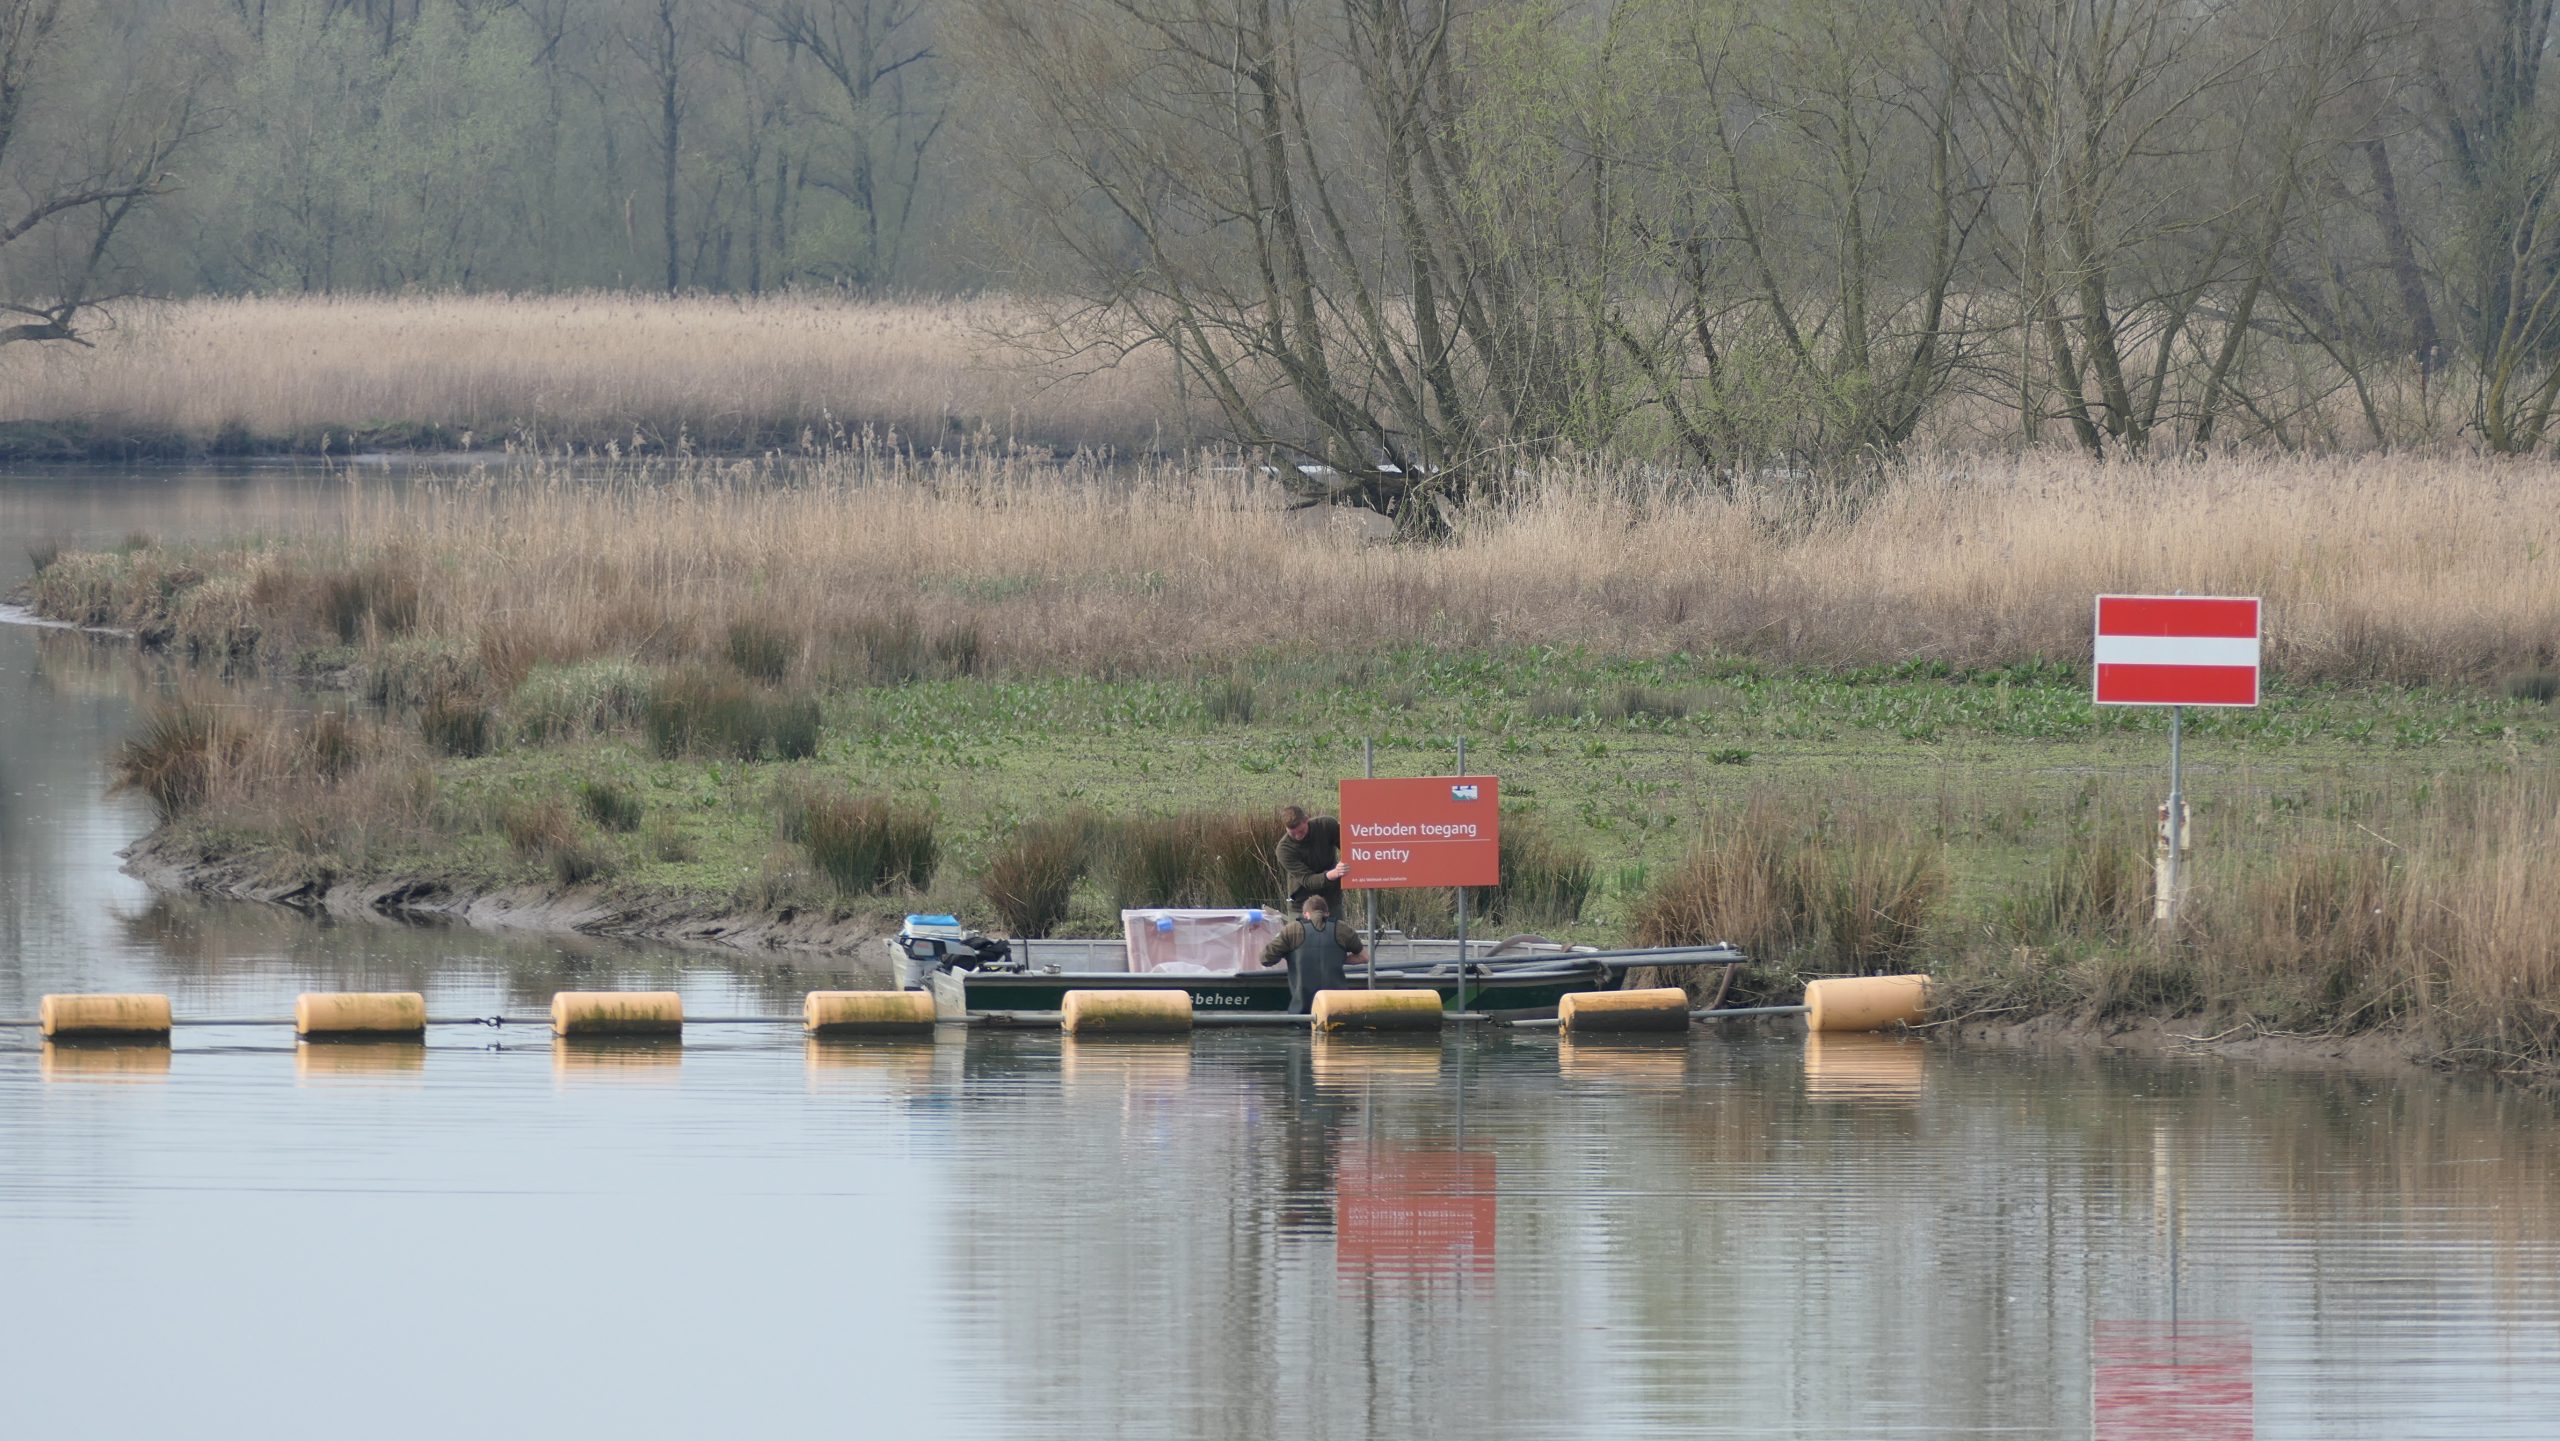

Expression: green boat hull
xmin=937 ymin=961 xmax=1665 ymax=1020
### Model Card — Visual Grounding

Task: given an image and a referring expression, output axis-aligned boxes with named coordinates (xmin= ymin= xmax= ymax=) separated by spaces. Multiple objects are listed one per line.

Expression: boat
xmin=887 ymin=912 xmax=1745 ymax=1022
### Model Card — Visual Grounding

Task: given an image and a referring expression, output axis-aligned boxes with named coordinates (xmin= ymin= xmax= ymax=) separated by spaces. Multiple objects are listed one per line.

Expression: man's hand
xmin=1325 ymin=862 xmax=1347 ymax=880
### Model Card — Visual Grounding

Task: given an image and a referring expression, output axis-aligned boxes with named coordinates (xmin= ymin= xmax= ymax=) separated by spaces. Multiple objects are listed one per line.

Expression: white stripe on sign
xmin=2092 ymin=635 xmax=2260 ymax=668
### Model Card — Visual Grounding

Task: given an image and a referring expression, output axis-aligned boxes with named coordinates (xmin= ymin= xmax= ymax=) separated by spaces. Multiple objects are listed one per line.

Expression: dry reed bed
xmin=37 ymin=450 xmax=2554 ymax=688
xmin=0 ymin=294 xmax=1182 ymax=455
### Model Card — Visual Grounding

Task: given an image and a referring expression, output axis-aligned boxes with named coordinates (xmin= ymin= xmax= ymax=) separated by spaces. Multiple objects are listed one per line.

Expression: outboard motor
xmin=891 ymin=914 xmax=1015 ymax=990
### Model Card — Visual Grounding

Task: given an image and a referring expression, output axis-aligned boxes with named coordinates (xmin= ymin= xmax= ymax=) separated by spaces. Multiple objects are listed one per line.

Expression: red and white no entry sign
xmin=2092 ymin=595 xmax=2261 ymax=707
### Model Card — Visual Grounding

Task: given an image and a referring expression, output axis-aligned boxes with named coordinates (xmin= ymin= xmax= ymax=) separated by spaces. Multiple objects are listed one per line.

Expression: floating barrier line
xmin=1513 ymin=1003 xmax=1812 ymax=1031
xmin=7 ymin=1014 xmax=814 ymax=1029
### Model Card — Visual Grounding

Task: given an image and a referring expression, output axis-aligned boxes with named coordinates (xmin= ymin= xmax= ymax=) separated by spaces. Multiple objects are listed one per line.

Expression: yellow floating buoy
xmin=1059 ymin=989 xmax=1194 ymax=1034
xmin=1311 ymin=988 xmax=1444 ymax=1032
xmin=295 ymin=992 xmax=427 ymax=1039
xmin=38 ymin=993 xmax=172 ymax=1040
xmin=550 ymin=990 xmax=684 ymax=1036
xmin=40 ymin=1042 xmax=172 ymax=1083
xmin=1804 ymin=974 xmax=1933 ymax=1033
xmin=1558 ymin=987 xmax=1691 ymax=1034
xmin=803 ymin=990 xmax=936 ymax=1035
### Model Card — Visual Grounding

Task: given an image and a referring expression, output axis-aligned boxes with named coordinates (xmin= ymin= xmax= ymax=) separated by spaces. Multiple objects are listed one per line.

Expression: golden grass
xmin=0 ymin=293 xmax=1183 ymax=454
xmin=55 ymin=449 xmax=2529 ymax=688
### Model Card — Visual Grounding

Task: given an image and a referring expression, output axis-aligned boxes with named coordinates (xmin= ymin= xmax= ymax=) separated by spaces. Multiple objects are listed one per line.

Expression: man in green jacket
xmin=1260 ymin=895 xmax=1368 ymax=1014
xmin=1276 ymin=802 xmax=1346 ymax=916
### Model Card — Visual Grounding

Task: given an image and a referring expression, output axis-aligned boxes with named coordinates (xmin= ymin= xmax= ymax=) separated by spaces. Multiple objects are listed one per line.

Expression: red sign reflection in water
xmin=2093 ymin=1321 xmax=2253 ymax=1440
xmin=1335 ymin=1146 xmax=1495 ymax=1281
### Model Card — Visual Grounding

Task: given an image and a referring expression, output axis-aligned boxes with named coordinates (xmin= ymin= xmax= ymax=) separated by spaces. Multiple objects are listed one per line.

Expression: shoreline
xmin=119 ymin=830 xmax=901 ymax=964
xmin=116 ymin=829 xmax=2507 ymax=1079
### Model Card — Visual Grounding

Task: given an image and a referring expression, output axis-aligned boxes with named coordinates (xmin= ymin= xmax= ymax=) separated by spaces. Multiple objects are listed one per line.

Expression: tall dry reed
xmin=47 ymin=451 xmax=2559 ymax=689
xmin=0 ymin=294 xmax=1182 ymax=455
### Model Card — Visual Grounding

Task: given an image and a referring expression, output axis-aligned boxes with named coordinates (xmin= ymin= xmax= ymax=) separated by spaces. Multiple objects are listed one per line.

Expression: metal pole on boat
xmin=1455 ymin=735 xmax=1468 ymax=1015
xmin=1365 ymin=736 xmax=1378 ymax=988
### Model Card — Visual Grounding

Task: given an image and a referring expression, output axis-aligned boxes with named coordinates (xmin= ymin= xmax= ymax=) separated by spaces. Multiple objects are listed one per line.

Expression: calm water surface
xmin=4 ymin=469 xmax=2558 ymax=1439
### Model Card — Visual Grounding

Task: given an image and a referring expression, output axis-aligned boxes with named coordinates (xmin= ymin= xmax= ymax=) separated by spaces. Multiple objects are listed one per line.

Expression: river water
xmin=4 ymin=467 xmax=2557 ymax=1439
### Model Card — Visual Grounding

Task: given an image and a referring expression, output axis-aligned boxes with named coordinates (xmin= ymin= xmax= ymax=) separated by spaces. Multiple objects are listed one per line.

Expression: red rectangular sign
xmin=2094 ymin=594 xmax=2261 ymax=707
xmin=1339 ymin=776 xmax=1500 ymax=889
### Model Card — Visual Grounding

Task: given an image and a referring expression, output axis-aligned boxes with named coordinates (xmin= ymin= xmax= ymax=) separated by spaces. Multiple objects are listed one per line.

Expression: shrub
xmin=511 ymin=660 xmax=649 ymax=744
xmin=1631 ymin=790 xmax=1947 ymax=971
xmin=726 ymin=616 xmax=797 ymax=683
xmin=643 ymin=669 xmax=821 ymax=760
xmin=574 ymin=777 xmax=645 ymax=833
xmin=304 ymin=707 xmax=367 ymax=782
xmin=838 ymin=610 xmax=985 ymax=686
xmin=502 ymin=798 xmax=613 ymax=887
xmin=1102 ymin=815 xmax=1206 ymax=909
xmin=1096 ymin=810 xmax=1285 ymax=910
xmin=1524 ymin=691 xmax=1585 ymax=722
xmin=644 ymin=819 xmax=697 ymax=863
xmin=317 ymin=560 xmax=421 ymax=643
xmin=782 ymin=785 xmax=938 ymax=895
xmin=112 ymin=697 xmax=242 ymax=820
xmin=983 ymin=814 xmax=1095 ymax=937
xmin=764 ymin=691 xmax=822 ymax=760
xmin=1486 ymin=825 xmax=1597 ymax=929
xmin=644 ymin=668 xmax=761 ymax=758
xmin=418 ymin=690 xmax=492 ymax=757
xmin=2507 ymin=669 xmax=2559 ymax=704
xmin=1599 ymin=685 xmax=1693 ymax=724
xmin=25 ymin=539 xmax=61 ymax=575
xmin=1203 ymin=673 xmax=1258 ymax=724
xmin=2001 ymin=811 xmax=2151 ymax=943
xmin=1198 ymin=811 xmax=1285 ymax=903
xmin=501 ymin=797 xmax=577 ymax=855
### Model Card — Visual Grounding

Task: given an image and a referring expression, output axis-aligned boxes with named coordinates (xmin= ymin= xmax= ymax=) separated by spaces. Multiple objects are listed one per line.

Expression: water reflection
xmin=38 ymin=1040 xmax=170 ymax=1083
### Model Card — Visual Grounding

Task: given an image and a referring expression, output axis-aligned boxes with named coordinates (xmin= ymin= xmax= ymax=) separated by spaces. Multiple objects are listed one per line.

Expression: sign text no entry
xmin=1339 ymin=776 xmax=1501 ymax=889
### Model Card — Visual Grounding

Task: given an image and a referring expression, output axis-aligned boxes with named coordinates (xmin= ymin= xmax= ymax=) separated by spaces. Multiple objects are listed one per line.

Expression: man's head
xmin=1280 ymin=803 xmax=1310 ymax=840
xmin=1302 ymin=895 xmax=1331 ymax=921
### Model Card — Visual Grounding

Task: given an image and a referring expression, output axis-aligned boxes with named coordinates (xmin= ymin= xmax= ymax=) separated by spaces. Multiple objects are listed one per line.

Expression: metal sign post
xmin=1364 ymin=737 xmax=1377 ymax=988
xmin=2164 ymin=704 xmax=2184 ymax=928
xmin=2092 ymin=594 xmax=2259 ymax=932
xmin=1454 ymin=736 xmax=1468 ymax=1013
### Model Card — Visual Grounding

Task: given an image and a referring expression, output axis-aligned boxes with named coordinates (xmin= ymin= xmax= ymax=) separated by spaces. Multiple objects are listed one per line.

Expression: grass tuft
xmin=726 ymin=616 xmax=797 ymax=684
xmin=418 ymin=690 xmax=493 ymax=757
xmin=982 ymin=813 xmax=1096 ymax=937
xmin=573 ymin=777 xmax=645 ymax=833
xmin=1631 ymin=789 xmax=1947 ymax=972
xmin=112 ymin=697 xmax=241 ymax=820
xmin=779 ymin=783 xmax=938 ymax=896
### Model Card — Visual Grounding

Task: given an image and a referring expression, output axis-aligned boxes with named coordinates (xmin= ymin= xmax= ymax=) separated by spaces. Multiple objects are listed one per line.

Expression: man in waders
xmin=1276 ymin=803 xmax=1347 ymax=917
xmin=1260 ymin=895 xmax=1367 ymax=1015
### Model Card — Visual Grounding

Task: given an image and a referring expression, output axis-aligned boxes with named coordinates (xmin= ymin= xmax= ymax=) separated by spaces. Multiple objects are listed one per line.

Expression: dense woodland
xmin=1 ymin=0 xmax=2557 ymax=485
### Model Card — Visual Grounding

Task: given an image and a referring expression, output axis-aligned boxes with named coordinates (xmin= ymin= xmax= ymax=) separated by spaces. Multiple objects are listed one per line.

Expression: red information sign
xmin=2094 ymin=595 xmax=2261 ymax=707
xmin=1338 ymin=776 xmax=1500 ymax=889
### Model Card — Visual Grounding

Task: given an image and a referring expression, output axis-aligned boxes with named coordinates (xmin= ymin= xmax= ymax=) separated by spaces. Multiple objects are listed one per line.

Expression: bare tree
xmin=757 ymin=0 xmax=945 ymax=286
xmin=0 ymin=1 xmax=202 ymax=347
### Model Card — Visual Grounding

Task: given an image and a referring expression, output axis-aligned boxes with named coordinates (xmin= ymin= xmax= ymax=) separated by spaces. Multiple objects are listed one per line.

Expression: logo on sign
xmin=1450 ymin=784 xmax=1479 ymax=801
